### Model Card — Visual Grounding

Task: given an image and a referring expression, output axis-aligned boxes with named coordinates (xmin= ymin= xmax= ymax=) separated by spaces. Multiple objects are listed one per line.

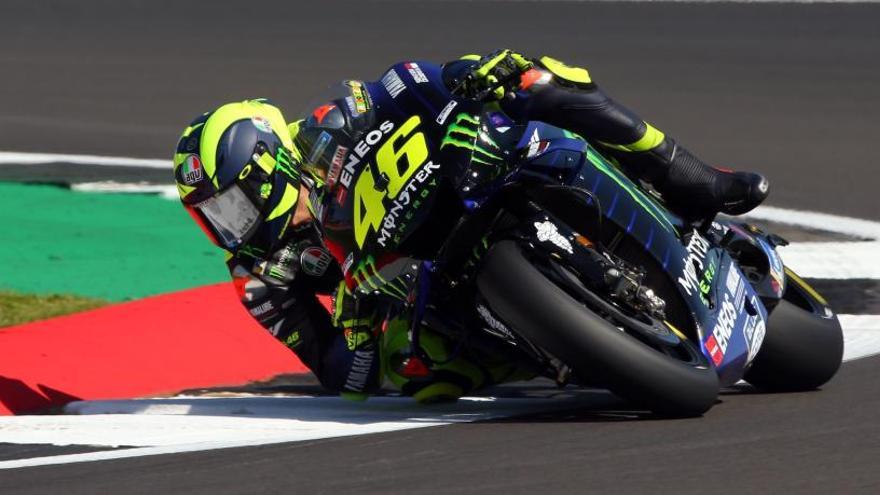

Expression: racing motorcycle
xmin=302 ymin=61 xmax=844 ymax=416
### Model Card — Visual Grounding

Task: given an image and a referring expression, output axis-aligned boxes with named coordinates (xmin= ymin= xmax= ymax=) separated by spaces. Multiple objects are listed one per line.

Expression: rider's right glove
xmin=458 ymin=49 xmax=533 ymax=100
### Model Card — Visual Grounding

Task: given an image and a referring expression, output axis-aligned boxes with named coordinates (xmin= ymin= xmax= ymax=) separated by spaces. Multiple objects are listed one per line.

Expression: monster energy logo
xmin=274 ymin=147 xmax=300 ymax=181
xmin=440 ymin=113 xmax=504 ymax=166
xmin=237 ymin=245 xmax=265 ymax=260
xmin=268 ymin=265 xmax=287 ymax=280
xmin=351 ymin=256 xmax=408 ymax=300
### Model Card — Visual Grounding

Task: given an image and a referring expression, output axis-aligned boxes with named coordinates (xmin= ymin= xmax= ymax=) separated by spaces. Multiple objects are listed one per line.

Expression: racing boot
xmin=625 ymin=140 xmax=769 ymax=222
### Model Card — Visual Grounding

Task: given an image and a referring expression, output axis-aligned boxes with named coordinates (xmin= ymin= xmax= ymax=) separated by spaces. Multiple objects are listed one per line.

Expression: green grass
xmin=0 ymin=291 xmax=109 ymax=328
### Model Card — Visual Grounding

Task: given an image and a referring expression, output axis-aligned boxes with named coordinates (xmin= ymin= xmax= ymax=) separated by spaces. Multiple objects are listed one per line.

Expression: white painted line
xmin=773 ymin=241 xmax=880 ymax=279
xmin=71 ymin=182 xmax=179 ymax=200
xmin=744 ymin=206 xmax=880 ymax=279
xmin=840 ymin=315 xmax=880 ymax=362
xmin=0 ymin=312 xmax=877 ymax=470
xmin=0 ymin=151 xmax=168 ymax=169
xmin=746 ymin=205 xmax=880 ymax=240
xmin=1 ymin=155 xmax=878 ymax=468
xmin=0 ymin=394 xmax=599 ymax=469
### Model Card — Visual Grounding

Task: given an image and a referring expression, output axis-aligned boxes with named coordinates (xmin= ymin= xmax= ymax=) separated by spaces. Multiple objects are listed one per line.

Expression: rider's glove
xmin=460 ymin=49 xmax=533 ymax=100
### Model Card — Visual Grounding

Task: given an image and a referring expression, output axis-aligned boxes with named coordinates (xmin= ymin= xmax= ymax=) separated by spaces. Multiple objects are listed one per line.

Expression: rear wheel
xmin=744 ymin=268 xmax=843 ymax=391
xmin=477 ymin=241 xmax=719 ymax=417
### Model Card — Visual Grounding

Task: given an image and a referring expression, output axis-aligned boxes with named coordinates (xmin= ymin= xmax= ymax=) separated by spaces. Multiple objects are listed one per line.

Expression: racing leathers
xmin=228 ymin=51 xmax=768 ymax=398
xmin=227 ymin=213 xmax=381 ymax=396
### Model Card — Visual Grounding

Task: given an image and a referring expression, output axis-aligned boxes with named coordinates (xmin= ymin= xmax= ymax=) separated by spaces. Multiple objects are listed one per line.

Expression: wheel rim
xmin=534 ymin=256 xmax=709 ymax=369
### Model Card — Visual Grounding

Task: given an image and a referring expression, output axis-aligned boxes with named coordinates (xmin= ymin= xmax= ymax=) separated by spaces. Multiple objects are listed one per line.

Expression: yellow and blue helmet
xmin=173 ymin=99 xmax=303 ymax=251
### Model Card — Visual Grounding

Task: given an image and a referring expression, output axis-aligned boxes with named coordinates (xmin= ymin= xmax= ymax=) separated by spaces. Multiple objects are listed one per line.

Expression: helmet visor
xmin=194 ymin=184 xmax=261 ymax=249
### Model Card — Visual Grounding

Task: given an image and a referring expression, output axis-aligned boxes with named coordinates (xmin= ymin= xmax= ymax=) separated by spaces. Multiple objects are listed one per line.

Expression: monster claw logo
xmin=274 ymin=146 xmax=300 ymax=182
xmin=440 ymin=113 xmax=504 ymax=166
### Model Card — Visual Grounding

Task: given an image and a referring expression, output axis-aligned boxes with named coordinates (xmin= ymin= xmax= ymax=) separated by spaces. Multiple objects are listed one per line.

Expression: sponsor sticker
xmin=526 ymin=140 xmax=549 ymax=159
xmin=705 ymin=334 xmax=724 ymax=366
xmin=251 ymin=116 xmax=273 ymax=133
xmin=348 ymin=81 xmax=370 ymax=113
xmin=744 ymin=315 xmax=766 ymax=363
xmin=181 ymin=154 xmax=203 ymax=185
xmin=725 ymin=265 xmax=746 ymax=308
xmin=529 ymin=128 xmax=540 ymax=144
xmin=249 ymin=300 xmax=275 ymax=317
xmin=706 ymin=292 xmax=738 ymax=366
xmin=339 ymin=120 xmax=395 ymax=188
xmin=477 ymin=305 xmax=514 ymax=339
xmin=376 ymin=160 xmax=441 ymax=247
xmin=725 ymin=265 xmax=742 ymax=298
xmin=677 ymin=230 xmax=711 ymax=297
xmin=344 ymin=348 xmax=375 ymax=391
xmin=534 ymin=220 xmax=573 ymax=254
xmin=404 ymin=62 xmax=429 ymax=83
xmin=435 ymin=100 xmax=458 ymax=125
xmin=327 ymin=145 xmax=349 ymax=188
xmin=300 ymin=246 xmax=332 ymax=277
xmin=381 ymin=69 xmax=406 ymax=98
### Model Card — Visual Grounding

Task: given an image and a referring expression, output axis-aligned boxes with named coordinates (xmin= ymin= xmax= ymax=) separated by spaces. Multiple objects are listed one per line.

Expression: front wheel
xmin=744 ymin=268 xmax=844 ymax=391
xmin=477 ymin=241 xmax=719 ymax=417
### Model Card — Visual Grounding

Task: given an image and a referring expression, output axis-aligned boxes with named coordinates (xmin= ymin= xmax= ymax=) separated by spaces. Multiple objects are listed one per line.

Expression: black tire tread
xmin=744 ymin=295 xmax=844 ymax=391
xmin=477 ymin=241 xmax=719 ymax=417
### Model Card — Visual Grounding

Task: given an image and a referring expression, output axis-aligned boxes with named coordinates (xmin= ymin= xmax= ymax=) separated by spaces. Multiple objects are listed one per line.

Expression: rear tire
xmin=478 ymin=241 xmax=719 ymax=417
xmin=744 ymin=272 xmax=843 ymax=391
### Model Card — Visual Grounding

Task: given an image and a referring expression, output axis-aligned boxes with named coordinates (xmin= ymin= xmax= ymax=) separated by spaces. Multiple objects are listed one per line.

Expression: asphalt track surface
xmin=2 ymin=0 xmax=880 ymax=492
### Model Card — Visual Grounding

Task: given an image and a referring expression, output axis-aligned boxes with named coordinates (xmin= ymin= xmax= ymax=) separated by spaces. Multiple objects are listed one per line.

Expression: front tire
xmin=477 ymin=241 xmax=719 ymax=417
xmin=744 ymin=269 xmax=843 ymax=391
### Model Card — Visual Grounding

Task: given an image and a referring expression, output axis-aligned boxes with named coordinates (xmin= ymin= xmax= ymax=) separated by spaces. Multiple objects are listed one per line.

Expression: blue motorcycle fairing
xmin=708 ymin=220 xmax=787 ymax=300
xmin=515 ymin=122 xmax=768 ymax=384
xmin=317 ymin=60 xmax=771 ymax=384
xmin=706 ymin=251 xmax=768 ymax=385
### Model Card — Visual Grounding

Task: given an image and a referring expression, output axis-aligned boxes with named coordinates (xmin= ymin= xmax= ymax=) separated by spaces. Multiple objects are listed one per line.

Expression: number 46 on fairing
xmin=353 ymin=115 xmax=433 ymax=247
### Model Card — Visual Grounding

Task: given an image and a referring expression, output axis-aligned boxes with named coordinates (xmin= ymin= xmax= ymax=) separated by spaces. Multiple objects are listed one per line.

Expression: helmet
xmin=291 ymin=80 xmax=376 ymax=191
xmin=173 ymin=99 xmax=303 ymax=251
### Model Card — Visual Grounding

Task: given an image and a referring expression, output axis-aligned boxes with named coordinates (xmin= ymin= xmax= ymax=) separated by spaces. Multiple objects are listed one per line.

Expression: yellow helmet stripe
xmin=286 ymin=120 xmax=305 ymax=163
xmin=176 ymin=183 xmax=196 ymax=199
xmin=200 ymin=100 xmax=294 ymax=180
xmin=266 ymin=181 xmax=299 ymax=221
xmin=172 ymin=152 xmax=189 ymax=172
xmin=181 ymin=122 xmax=204 ymax=138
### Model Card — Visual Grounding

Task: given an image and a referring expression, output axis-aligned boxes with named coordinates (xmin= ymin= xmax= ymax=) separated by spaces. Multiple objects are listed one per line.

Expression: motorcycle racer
xmin=172 ymin=50 xmax=769 ymax=401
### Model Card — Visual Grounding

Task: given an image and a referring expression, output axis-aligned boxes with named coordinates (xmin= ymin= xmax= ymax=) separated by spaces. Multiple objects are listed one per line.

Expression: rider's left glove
xmin=464 ymin=49 xmax=533 ymax=100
